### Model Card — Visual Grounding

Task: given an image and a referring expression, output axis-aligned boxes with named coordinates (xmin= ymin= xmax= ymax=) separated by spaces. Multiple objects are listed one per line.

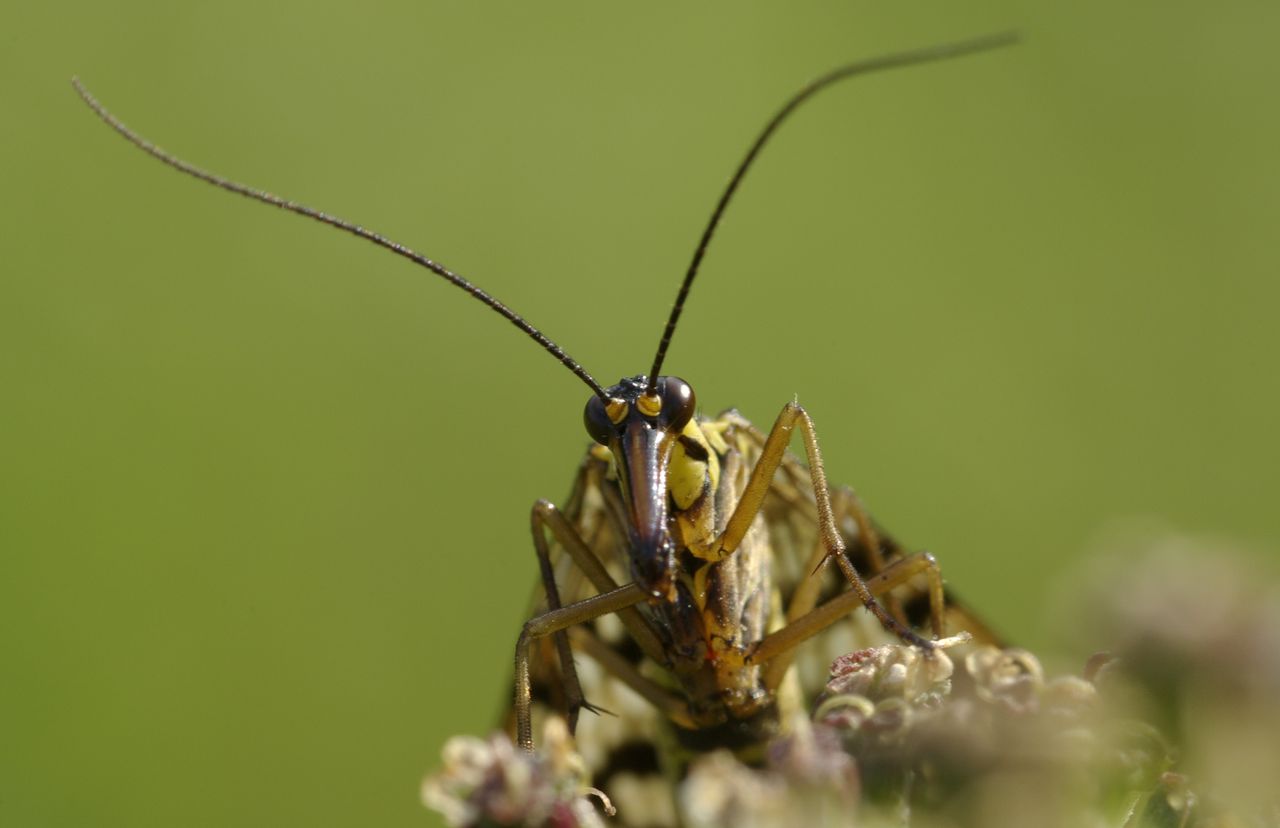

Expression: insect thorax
xmin=551 ymin=406 xmax=911 ymax=780
xmin=591 ymin=412 xmax=778 ymax=728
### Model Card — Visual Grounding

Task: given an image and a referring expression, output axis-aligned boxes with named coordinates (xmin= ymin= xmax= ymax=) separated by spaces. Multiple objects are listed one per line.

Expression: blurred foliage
xmin=2 ymin=2 xmax=1278 ymax=827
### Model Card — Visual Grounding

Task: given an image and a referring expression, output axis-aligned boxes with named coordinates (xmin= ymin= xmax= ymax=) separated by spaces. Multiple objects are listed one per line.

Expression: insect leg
xmin=756 ymin=551 xmax=948 ymax=691
xmin=565 ymin=626 xmax=695 ymax=730
xmin=725 ymin=415 xmax=903 ymax=620
xmin=780 ymin=484 xmax=901 ymax=629
xmin=718 ymin=448 xmax=1004 ymax=652
xmin=532 ymin=500 xmax=668 ymax=666
xmin=515 ymin=583 xmax=648 ymax=752
xmin=715 ymin=402 xmax=932 ymax=650
xmin=829 ymin=486 xmax=916 ymax=629
xmin=529 ymin=502 xmax=596 ymax=733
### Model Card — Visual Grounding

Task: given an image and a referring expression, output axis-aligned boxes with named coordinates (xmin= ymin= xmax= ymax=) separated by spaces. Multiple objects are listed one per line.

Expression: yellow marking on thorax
xmin=672 ymin=418 xmax=722 ymax=559
xmin=669 ymin=418 xmax=718 ymax=510
xmin=591 ymin=419 xmax=724 ymax=557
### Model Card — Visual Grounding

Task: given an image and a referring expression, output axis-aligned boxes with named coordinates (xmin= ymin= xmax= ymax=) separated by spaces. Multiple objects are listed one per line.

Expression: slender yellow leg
xmin=522 ymin=494 xmax=685 ymax=743
xmin=781 ymin=483 xmax=901 ymax=633
xmin=528 ymin=501 xmax=591 ymax=733
xmin=715 ymin=402 xmax=933 ymax=650
xmin=532 ymin=499 xmax=667 ymax=666
xmin=515 ymin=583 xmax=648 ymax=752
xmin=756 ymin=551 xmax=948 ymax=690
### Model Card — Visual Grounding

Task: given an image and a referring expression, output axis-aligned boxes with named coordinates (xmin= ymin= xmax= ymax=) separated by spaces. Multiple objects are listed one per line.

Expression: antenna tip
xmin=987 ymin=30 xmax=1023 ymax=48
xmin=71 ymin=76 xmax=93 ymax=103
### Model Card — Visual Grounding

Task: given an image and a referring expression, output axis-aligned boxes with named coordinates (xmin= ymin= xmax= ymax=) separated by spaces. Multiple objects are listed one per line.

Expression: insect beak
xmin=615 ymin=419 xmax=678 ymax=602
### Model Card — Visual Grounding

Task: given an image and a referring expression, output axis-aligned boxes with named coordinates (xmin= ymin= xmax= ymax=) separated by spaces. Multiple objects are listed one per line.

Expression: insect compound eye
xmin=584 ymin=395 xmax=619 ymax=445
xmin=659 ymin=376 xmax=696 ymax=432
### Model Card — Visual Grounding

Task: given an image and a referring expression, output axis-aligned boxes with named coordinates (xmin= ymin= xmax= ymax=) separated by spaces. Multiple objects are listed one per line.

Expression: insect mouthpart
xmin=582 ymin=376 xmax=696 ymax=603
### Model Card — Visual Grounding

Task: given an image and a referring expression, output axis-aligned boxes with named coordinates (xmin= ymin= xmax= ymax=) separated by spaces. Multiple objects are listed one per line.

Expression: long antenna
xmin=71 ymin=78 xmax=610 ymax=401
xmin=644 ymin=31 xmax=1019 ymax=394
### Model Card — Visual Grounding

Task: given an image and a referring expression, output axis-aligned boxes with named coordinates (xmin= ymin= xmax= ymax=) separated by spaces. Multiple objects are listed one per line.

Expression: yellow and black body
xmin=515 ymin=374 xmax=1002 ymax=812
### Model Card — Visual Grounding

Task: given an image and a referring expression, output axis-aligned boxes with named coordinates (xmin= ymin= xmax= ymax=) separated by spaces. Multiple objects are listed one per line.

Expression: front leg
xmin=514 ymin=583 xmax=648 ymax=752
xmin=715 ymin=401 xmax=934 ymax=650
xmin=531 ymin=499 xmax=670 ymax=672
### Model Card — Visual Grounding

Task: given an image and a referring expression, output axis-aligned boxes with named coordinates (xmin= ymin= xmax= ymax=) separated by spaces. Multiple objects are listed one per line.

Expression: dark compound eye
xmin=659 ymin=376 xmax=696 ymax=432
xmin=583 ymin=395 xmax=615 ymax=445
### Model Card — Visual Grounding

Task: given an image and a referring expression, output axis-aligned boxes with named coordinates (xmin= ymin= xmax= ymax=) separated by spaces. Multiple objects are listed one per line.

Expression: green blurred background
xmin=3 ymin=1 xmax=1278 ymax=825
